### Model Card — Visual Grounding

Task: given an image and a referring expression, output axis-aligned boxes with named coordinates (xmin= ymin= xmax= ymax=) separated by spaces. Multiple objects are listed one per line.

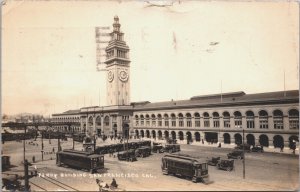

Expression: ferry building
xmin=52 ymin=16 xmax=299 ymax=150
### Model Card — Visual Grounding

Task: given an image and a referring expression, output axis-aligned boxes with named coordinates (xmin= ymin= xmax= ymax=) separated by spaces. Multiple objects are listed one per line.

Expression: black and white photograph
xmin=2 ymin=0 xmax=299 ymax=191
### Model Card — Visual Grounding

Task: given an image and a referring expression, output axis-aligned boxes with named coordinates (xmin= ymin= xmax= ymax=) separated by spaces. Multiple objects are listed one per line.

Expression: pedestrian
xmin=110 ymin=178 xmax=118 ymax=188
xmin=218 ymin=142 xmax=221 ymax=148
xmin=202 ymin=139 xmax=204 ymax=144
xmin=32 ymin=156 xmax=35 ymax=163
xmin=280 ymin=145 xmax=284 ymax=152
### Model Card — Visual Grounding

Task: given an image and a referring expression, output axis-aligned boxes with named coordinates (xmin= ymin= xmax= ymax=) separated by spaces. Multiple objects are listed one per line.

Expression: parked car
xmin=227 ymin=150 xmax=244 ymax=159
xmin=251 ymin=145 xmax=264 ymax=152
xmin=234 ymin=144 xmax=251 ymax=152
xmin=207 ymin=157 xmax=220 ymax=166
xmin=135 ymin=146 xmax=151 ymax=158
xmin=164 ymin=144 xmax=180 ymax=153
xmin=152 ymin=143 xmax=164 ymax=153
xmin=217 ymin=159 xmax=234 ymax=171
xmin=117 ymin=149 xmax=137 ymax=162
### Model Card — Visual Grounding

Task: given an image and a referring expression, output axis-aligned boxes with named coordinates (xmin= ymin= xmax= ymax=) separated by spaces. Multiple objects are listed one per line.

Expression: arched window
xmin=135 ymin=115 xmax=139 ymax=126
xmin=171 ymin=114 xmax=176 ymax=127
xmin=194 ymin=113 xmax=200 ymax=127
xmin=273 ymin=110 xmax=283 ymax=129
xmin=157 ymin=114 xmax=162 ymax=127
xmin=164 ymin=114 xmax=169 ymax=127
xmin=140 ymin=115 xmax=144 ymax=126
xmin=223 ymin=111 xmax=230 ymax=128
xmin=213 ymin=112 xmax=220 ymax=127
xmin=178 ymin=113 xmax=184 ymax=127
xmin=96 ymin=116 xmax=101 ymax=127
xmin=234 ymin=111 xmax=242 ymax=127
xmin=151 ymin=114 xmax=156 ymax=127
xmin=145 ymin=114 xmax=150 ymax=126
xmin=104 ymin=116 xmax=110 ymax=127
xmin=246 ymin=111 xmax=255 ymax=129
xmin=88 ymin=116 xmax=93 ymax=127
xmin=203 ymin=112 xmax=210 ymax=127
xmin=259 ymin=110 xmax=268 ymax=129
xmin=186 ymin=113 xmax=192 ymax=127
xmin=289 ymin=109 xmax=299 ymax=129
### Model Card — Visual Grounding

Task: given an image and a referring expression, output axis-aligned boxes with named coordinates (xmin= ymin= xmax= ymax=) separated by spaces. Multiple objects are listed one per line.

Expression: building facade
xmin=51 ymin=16 xmax=299 ymax=149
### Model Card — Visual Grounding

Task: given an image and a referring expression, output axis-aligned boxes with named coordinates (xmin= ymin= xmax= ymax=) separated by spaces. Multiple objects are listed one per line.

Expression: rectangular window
xmin=204 ymin=120 xmax=210 ymax=127
xmin=273 ymin=117 xmax=283 ymax=129
xmin=187 ymin=121 xmax=192 ymax=127
xmin=246 ymin=120 xmax=254 ymax=128
xmin=259 ymin=118 xmax=268 ymax=129
xmin=165 ymin=121 xmax=169 ymax=127
xmin=195 ymin=120 xmax=200 ymax=127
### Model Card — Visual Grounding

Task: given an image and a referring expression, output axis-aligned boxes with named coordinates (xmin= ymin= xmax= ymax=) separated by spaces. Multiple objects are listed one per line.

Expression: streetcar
xmin=56 ymin=149 xmax=104 ymax=173
xmin=161 ymin=154 xmax=209 ymax=183
xmin=72 ymin=133 xmax=86 ymax=142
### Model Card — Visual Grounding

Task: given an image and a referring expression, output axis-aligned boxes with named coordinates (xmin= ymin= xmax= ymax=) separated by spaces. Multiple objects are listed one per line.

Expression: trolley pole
xmin=242 ymin=128 xmax=245 ymax=179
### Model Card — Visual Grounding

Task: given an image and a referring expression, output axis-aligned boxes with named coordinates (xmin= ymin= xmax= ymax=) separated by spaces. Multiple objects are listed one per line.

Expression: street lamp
xmin=237 ymin=125 xmax=246 ymax=179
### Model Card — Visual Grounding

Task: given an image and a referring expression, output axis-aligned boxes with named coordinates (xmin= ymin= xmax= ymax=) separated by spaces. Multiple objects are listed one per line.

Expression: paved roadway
xmin=2 ymin=139 xmax=299 ymax=191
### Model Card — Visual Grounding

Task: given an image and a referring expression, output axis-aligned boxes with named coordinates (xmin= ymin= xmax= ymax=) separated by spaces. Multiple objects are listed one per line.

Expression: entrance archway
xmin=140 ymin=130 xmax=144 ymax=138
xmin=259 ymin=134 xmax=269 ymax=147
xmin=234 ymin=133 xmax=242 ymax=145
xmin=164 ymin=131 xmax=169 ymax=139
xmin=223 ymin=133 xmax=230 ymax=144
xmin=152 ymin=130 xmax=156 ymax=139
xmin=273 ymin=135 xmax=284 ymax=148
xmin=135 ymin=130 xmax=139 ymax=138
xmin=246 ymin=134 xmax=255 ymax=146
xmin=195 ymin=132 xmax=200 ymax=142
xmin=158 ymin=131 xmax=162 ymax=139
xmin=171 ymin=131 xmax=176 ymax=140
xmin=146 ymin=130 xmax=150 ymax=138
xmin=178 ymin=131 xmax=184 ymax=140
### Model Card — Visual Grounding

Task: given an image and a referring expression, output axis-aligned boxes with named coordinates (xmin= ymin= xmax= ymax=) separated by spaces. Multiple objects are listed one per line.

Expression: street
xmin=2 ymin=138 xmax=299 ymax=191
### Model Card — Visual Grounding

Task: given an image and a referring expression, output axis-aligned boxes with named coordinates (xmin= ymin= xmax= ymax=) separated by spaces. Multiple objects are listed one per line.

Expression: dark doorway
xmin=246 ymin=134 xmax=255 ymax=146
xmin=223 ymin=133 xmax=230 ymax=144
xmin=195 ymin=132 xmax=200 ymax=142
xmin=140 ymin=130 xmax=144 ymax=138
xmin=205 ymin=132 xmax=218 ymax=143
xmin=146 ymin=130 xmax=150 ymax=138
xmin=259 ymin=134 xmax=269 ymax=147
xmin=289 ymin=135 xmax=298 ymax=149
xmin=179 ymin=131 xmax=184 ymax=140
xmin=234 ymin=133 xmax=242 ymax=145
xmin=171 ymin=131 xmax=176 ymax=140
xmin=164 ymin=131 xmax=169 ymax=139
xmin=158 ymin=131 xmax=162 ymax=139
xmin=152 ymin=130 xmax=156 ymax=139
xmin=273 ymin=135 xmax=284 ymax=148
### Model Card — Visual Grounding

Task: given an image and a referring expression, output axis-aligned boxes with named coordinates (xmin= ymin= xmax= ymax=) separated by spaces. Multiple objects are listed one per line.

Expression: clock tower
xmin=105 ymin=16 xmax=130 ymax=106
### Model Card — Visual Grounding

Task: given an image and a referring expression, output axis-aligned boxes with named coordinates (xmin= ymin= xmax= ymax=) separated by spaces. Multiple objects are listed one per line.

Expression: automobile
xmin=135 ymin=146 xmax=151 ymax=158
xmin=227 ymin=150 xmax=244 ymax=160
xmin=166 ymin=138 xmax=177 ymax=144
xmin=117 ymin=149 xmax=137 ymax=162
xmin=152 ymin=142 xmax=164 ymax=153
xmin=206 ymin=156 xmax=220 ymax=166
xmin=216 ymin=159 xmax=234 ymax=171
xmin=234 ymin=144 xmax=251 ymax=152
xmin=251 ymin=145 xmax=264 ymax=152
xmin=164 ymin=144 xmax=180 ymax=153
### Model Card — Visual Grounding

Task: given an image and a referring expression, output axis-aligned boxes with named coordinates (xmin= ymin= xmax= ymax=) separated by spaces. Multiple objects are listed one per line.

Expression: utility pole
xmin=242 ymin=128 xmax=245 ymax=179
xmin=23 ymin=125 xmax=27 ymax=164
xmin=24 ymin=159 xmax=29 ymax=191
xmin=41 ymin=131 xmax=44 ymax=161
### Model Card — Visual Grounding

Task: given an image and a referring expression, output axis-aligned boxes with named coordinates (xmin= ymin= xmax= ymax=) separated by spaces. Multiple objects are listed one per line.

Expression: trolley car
xmin=161 ymin=154 xmax=209 ymax=183
xmin=56 ymin=149 xmax=104 ymax=173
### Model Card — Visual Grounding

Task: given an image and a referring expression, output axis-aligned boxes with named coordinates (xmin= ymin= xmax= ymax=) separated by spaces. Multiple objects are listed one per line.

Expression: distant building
xmin=52 ymin=16 xmax=299 ymax=149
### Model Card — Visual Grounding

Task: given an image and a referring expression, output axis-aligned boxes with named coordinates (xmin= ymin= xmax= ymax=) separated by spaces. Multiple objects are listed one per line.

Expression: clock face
xmin=119 ymin=70 xmax=129 ymax=82
xmin=108 ymin=70 xmax=114 ymax=82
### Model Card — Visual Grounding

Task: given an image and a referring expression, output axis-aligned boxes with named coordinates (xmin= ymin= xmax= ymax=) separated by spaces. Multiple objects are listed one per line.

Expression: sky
xmin=2 ymin=0 xmax=299 ymax=116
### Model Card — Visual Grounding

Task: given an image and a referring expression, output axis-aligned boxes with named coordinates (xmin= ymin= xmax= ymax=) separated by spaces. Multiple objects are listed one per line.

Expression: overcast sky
xmin=2 ymin=0 xmax=299 ymax=116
